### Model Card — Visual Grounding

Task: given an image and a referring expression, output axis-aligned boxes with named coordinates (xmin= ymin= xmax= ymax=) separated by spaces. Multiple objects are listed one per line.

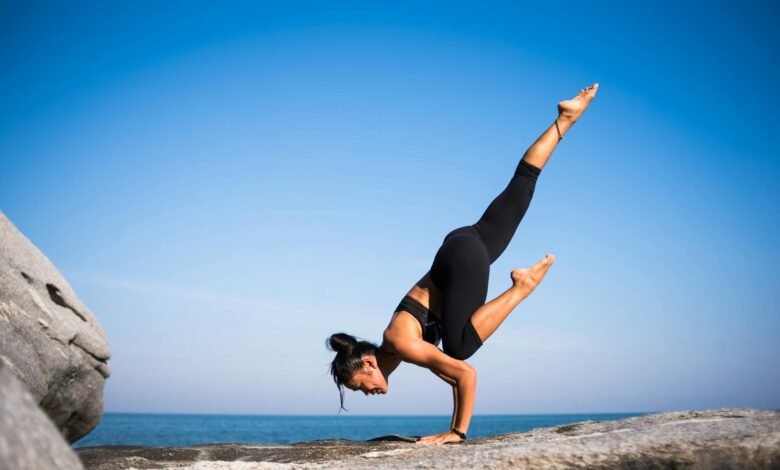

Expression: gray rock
xmin=0 ymin=211 xmax=111 ymax=443
xmin=75 ymin=408 xmax=780 ymax=469
xmin=0 ymin=360 xmax=85 ymax=469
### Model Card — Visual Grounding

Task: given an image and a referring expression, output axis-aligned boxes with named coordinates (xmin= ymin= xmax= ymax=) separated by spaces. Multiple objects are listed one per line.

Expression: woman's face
xmin=344 ymin=355 xmax=388 ymax=396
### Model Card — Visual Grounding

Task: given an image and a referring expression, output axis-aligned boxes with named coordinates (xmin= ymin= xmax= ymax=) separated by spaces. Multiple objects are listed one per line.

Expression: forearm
xmin=431 ymin=370 xmax=460 ymax=430
xmin=453 ymin=367 xmax=476 ymax=433
xmin=449 ymin=384 xmax=458 ymax=429
xmin=414 ymin=348 xmax=479 ymax=444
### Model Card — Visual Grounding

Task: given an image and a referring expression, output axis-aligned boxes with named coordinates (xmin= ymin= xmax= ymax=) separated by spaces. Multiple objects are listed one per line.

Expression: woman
xmin=326 ymin=83 xmax=599 ymax=445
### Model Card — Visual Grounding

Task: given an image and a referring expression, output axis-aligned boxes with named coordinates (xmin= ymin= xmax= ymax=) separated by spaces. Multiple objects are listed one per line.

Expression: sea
xmin=72 ymin=412 xmax=649 ymax=448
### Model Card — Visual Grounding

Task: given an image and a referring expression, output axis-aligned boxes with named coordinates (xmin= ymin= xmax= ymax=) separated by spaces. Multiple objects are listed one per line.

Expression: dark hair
xmin=326 ymin=332 xmax=379 ymax=412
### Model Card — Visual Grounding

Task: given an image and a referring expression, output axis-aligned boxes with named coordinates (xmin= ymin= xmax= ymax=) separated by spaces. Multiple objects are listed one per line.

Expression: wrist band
xmin=451 ymin=428 xmax=467 ymax=440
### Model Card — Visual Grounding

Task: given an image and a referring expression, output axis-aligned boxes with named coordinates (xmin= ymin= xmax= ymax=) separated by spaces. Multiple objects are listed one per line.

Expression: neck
xmin=375 ymin=347 xmax=401 ymax=380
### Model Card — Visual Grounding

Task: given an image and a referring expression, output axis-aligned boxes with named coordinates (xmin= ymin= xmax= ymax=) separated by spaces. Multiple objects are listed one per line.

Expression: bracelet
xmin=554 ymin=118 xmax=563 ymax=142
xmin=451 ymin=428 xmax=467 ymax=440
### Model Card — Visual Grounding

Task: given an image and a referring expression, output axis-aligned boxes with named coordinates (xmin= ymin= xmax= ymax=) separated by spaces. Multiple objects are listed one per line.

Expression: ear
xmin=362 ymin=355 xmax=377 ymax=370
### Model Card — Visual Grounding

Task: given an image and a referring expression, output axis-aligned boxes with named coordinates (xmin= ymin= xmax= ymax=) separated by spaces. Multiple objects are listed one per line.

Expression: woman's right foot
xmin=511 ymin=254 xmax=555 ymax=291
xmin=557 ymin=83 xmax=599 ymax=122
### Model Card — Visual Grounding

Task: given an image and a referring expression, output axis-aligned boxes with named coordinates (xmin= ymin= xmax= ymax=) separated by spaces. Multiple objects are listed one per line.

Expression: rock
xmin=75 ymin=408 xmax=780 ymax=469
xmin=0 ymin=211 xmax=111 ymax=443
xmin=0 ymin=360 xmax=85 ymax=469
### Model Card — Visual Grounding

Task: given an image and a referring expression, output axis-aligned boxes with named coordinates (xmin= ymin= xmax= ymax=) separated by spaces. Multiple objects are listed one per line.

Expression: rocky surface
xmin=0 ymin=211 xmax=111 ymax=443
xmin=76 ymin=408 xmax=780 ymax=469
xmin=0 ymin=361 xmax=85 ymax=470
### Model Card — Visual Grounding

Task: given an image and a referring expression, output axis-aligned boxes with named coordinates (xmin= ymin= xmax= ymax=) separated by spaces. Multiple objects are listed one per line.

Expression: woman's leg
xmin=428 ymin=155 xmax=533 ymax=359
xmin=432 ymin=231 xmax=554 ymax=358
xmin=525 ymin=82 xmax=599 ymax=168
xmin=466 ymin=84 xmax=599 ymax=342
xmin=430 ymin=229 xmax=490 ymax=360
xmin=472 ymin=84 xmax=600 ymax=263
xmin=472 ymin=159 xmax=540 ymax=264
xmin=432 ymin=84 xmax=600 ymax=357
xmin=468 ymin=255 xmax=553 ymax=343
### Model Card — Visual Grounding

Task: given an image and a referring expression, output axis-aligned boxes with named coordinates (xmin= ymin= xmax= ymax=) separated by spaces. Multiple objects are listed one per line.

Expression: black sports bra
xmin=394 ymin=295 xmax=442 ymax=346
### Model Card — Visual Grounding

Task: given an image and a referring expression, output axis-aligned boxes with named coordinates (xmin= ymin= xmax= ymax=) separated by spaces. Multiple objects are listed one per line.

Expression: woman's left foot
xmin=558 ymin=83 xmax=599 ymax=122
xmin=511 ymin=254 xmax=555 ymax=291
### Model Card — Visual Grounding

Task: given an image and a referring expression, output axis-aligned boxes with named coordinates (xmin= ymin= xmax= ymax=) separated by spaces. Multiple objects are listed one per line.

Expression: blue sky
xmin=1 ymin=1 xmax=778 ymax=415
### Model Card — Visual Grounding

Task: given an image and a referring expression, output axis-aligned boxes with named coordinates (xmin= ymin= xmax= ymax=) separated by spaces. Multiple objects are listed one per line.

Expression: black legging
xmin=430 ymin=158 xmax=541 ymax=360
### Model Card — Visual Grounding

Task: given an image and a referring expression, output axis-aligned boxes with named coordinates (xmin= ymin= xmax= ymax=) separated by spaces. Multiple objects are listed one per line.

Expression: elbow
xmin=460 ymin=363 xmax=477 ymax=384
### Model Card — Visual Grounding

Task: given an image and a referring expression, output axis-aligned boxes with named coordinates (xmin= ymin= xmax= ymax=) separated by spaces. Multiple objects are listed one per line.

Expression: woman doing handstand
xmin=326 ymin=83 xmax=600 ymax=445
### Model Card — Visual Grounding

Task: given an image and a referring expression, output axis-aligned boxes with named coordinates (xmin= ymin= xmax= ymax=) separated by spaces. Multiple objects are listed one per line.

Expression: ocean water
xmin=72 ymin=412 xmax=649 ymax=448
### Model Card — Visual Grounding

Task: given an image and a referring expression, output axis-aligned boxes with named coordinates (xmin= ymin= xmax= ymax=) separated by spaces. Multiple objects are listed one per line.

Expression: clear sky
xmin=1 ymin=1 xmax=778 ymax=415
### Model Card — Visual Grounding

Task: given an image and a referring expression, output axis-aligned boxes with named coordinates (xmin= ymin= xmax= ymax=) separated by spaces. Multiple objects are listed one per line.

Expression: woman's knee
xmin=444 ymin=321 xmax=482 ymax=361
xmin=444 ymin=345 xmax=473 ymax=361
xmin=444 ymin=345 xmax=478 ymax=361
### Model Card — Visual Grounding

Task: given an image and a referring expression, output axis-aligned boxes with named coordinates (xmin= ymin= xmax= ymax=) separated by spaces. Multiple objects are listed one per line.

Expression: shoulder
xmin=383 ymin=310 xmax=422 ymax=351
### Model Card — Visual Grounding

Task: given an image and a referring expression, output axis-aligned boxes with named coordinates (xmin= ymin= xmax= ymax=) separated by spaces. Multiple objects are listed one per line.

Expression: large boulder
xmin=0 ymin=361 xmax=85 ymax=469
xmin=0 ymin=211 xmax=111 ymax=443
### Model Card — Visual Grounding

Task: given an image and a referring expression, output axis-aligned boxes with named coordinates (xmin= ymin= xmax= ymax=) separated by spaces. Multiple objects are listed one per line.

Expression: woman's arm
xmin=396 ymin=339 xmax=476 ymax=444
xmin=431 ymin=370 xmax=458 ymax=430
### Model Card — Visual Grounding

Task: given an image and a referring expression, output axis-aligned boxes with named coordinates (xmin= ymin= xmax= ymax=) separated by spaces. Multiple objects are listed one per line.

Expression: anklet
xmin=554 ymin=118 xmax=563 ymax=142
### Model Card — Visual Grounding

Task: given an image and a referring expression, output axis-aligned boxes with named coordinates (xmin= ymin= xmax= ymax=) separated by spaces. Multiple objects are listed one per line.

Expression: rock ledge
xmin=76 ymin=407 xmax=780 ymax=469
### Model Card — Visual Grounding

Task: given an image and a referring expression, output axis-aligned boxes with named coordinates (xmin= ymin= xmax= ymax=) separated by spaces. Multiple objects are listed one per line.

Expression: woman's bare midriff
xmin=406 ymin=270 xmax=442 ymax=317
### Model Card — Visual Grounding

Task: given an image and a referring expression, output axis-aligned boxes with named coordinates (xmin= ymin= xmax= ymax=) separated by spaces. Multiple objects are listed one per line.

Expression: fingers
xmin=416 ymin=435 xmax=444 ymax=445
xmin=416 ymin=435 xmax=435 ymax=444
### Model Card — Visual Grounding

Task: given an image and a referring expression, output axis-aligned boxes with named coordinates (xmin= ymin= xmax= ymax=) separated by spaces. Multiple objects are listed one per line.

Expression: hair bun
xmin=327 ymin=332 xmax=357 ymax=354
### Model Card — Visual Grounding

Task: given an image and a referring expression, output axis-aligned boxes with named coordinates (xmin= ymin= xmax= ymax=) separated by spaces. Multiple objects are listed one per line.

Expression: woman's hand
xmin=416 ymin=430 xmax=464 ymax=445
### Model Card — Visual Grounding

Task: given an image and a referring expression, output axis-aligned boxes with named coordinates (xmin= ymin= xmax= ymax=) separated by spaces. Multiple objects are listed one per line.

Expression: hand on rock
xmin=416 ymin=430 xmax=463 ymax=445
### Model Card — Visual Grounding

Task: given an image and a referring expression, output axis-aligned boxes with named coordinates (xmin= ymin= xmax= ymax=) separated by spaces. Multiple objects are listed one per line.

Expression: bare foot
xmin=557 ymin=83 xmax=599 ymax=122
xmin=511 ymin=254 xmax=555 ymax=291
